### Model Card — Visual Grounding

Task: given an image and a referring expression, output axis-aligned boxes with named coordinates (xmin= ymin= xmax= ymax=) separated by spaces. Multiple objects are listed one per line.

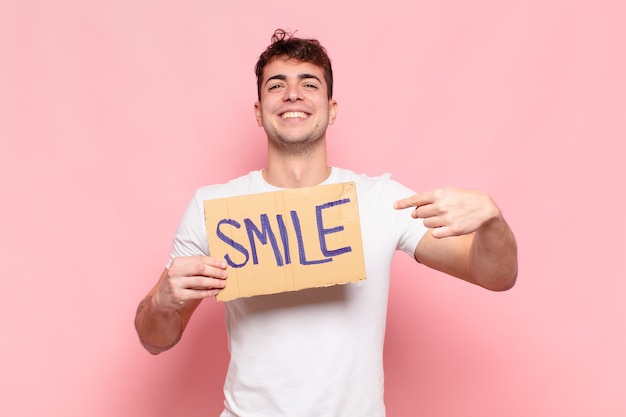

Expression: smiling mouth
xmin=280 ymin=111 xmax=309 ymax=119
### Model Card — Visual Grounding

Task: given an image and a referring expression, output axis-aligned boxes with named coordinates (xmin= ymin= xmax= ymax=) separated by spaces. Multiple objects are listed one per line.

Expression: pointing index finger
xmin=393 ymin=191 xmax=434 ymax=210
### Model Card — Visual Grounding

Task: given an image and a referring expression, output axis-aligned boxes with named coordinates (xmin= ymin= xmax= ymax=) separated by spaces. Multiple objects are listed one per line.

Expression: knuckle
xmin=195 ymin=263 xmax=206 ymax=275
xmin=164 ymin=273 xmax=177 ymax=290
xmin=448 ymin=224 xmax=463 ymax=235
xmin=422 ymin=218 xmax=435 ymax=228
xmin=171 ymin=288 xmax=184 ymax=301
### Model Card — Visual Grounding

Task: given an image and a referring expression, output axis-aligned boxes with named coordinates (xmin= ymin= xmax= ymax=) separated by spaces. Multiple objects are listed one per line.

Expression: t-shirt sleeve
xmin=383 ymin=176 xmax=429 ymax=258
xmin=167 ymin=192 xmax=210 ymax=267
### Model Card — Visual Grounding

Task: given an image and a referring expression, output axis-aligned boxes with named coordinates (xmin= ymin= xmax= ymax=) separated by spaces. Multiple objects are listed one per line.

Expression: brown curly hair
xmin=255 ymin=29 xmax=333 ymax=100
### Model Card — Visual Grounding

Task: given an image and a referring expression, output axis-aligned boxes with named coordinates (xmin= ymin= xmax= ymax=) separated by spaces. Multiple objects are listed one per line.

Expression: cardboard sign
xmin=203 ymin=182 xmax=366 ymax=301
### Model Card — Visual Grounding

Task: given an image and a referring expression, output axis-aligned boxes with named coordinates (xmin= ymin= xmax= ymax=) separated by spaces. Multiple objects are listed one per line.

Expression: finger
xmin=429 ymin=227 xmax=447 ymax=239
xmin=181 ymin=287 xmax=222 ymax=301
xmin=421 ymin=215 xmax=447 ymax=230
xmin=174 ymin=277 xmax=227 ymax=304
xmin=187 ymin=275 xmax=228 ymax=291
xmin=393 ymin=191 xmax=435 ymax=210
xmin=195 ymin=262 xmax=228 ymax=280
xmin=413 ymin=204 xmax=442 ymax=220
xmin=430 ymin=226 xmax=457 ymax=239
xmin=170 ymin=257 xmax=228 ymax=280
xmin=198 ymin=256 xmax=228 ymax=270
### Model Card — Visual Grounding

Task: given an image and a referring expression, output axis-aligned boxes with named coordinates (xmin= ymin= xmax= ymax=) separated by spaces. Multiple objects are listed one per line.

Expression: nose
xmin=283 ymin=84 xmax=302 ymax=102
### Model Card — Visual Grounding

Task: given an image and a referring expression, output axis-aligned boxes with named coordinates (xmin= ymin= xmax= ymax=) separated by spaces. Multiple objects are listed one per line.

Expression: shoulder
xmin=192 ymin=171 xmax=267 ymax=201
xmin=331 ymin=167 xmax=414 ymax=198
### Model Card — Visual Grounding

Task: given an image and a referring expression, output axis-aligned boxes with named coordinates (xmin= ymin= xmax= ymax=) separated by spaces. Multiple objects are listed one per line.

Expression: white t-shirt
xmin=169 ymin=167 xmax=428 ymax=417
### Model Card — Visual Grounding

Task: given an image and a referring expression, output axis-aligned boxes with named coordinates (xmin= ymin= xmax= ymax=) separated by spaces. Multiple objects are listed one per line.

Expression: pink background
xmin=1 ymin=1 xmax=625 ymax=416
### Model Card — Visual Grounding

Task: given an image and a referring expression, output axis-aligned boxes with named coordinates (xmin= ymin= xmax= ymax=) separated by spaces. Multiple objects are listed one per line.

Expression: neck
xmin=263 ymin=141 xmax=330 ymax=188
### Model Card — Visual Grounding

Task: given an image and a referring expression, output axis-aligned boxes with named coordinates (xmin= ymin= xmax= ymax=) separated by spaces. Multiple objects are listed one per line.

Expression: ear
xmin=254 ymin=102 xmax=263 ymax=127
xmin=328 ymin=99 xmax=338 ymax=125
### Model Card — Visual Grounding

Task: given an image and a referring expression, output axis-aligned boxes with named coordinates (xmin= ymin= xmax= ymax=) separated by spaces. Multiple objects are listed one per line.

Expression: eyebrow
xmin=265 ymin=73 xmax=322 ymax=86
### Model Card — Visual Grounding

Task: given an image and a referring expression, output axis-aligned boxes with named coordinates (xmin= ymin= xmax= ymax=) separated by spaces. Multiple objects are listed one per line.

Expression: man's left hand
xmin=394 ymin=186 xmax=501 ymax=238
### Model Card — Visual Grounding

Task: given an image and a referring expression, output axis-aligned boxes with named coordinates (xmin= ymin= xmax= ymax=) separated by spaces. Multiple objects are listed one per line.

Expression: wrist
xmin=149 ymin=293 xmax=179 ymax=316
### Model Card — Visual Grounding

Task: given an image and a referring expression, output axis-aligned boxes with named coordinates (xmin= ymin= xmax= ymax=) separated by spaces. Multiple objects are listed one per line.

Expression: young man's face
xmin=254 ymin=57 xmax=337 ymax=152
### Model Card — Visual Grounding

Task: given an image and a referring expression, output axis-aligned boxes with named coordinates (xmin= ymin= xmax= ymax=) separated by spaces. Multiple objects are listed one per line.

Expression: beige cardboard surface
xmin=204 ymin=182 xmax=366 ymax=301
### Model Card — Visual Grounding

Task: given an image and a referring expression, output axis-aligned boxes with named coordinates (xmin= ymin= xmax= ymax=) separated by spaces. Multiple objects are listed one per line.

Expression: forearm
xmin=134 ymin=295 xmax=183 ymax=355
xmin=470 ymin=215 xmax=518 ymax=291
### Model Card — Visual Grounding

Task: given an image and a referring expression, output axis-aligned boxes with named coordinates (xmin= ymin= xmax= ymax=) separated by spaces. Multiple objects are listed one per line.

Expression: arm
xmin=134 ymin=256 xmax=228 ymax=354
xmin=394 ymin=187 xmax=517 ymax=291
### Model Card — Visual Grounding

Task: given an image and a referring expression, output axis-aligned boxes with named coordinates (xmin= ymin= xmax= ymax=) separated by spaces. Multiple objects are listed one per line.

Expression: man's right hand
xmin=151 ymin=256 xmax=228 ymax=313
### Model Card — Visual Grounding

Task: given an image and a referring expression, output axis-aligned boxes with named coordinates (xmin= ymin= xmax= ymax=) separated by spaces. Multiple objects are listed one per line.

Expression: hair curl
xmin=255 ymin=29 xmax=333 ymax=100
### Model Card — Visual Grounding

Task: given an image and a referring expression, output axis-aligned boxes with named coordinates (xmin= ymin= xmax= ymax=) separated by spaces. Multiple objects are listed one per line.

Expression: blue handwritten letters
xmin=215 ymin=198 xmax=352 ymax=268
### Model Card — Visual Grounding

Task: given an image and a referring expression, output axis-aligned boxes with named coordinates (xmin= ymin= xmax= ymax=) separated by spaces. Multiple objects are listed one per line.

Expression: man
xmin=135 ymin=29 xmax=518 ymax=416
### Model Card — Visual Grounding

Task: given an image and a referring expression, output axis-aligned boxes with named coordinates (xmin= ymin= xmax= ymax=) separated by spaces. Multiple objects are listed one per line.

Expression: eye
xmin=303 ymin=82 xmax=319 ymax=89
xmin=268 ymin=83 xmax=284 ymax=91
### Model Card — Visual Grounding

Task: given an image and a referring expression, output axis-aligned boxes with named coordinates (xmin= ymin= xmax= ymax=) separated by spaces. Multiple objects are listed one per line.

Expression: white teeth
xmin=281 ymin=111 xmax=308 ymax=119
